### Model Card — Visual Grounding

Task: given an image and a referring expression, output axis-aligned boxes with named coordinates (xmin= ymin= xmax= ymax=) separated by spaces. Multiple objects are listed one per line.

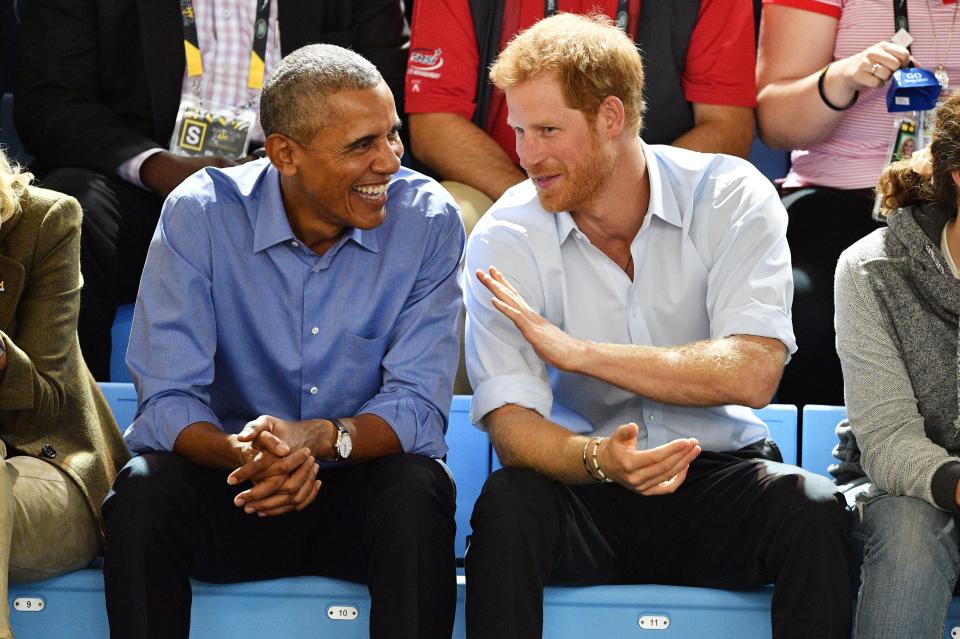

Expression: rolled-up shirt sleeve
xmin=464 ymin=220 xmax=554 ymax=426
xmin=123 ymin=194 xmax=223 ymax=453
xmin=355 ymin=204 xmax=465 ymax=458
xmin=705 ymin=173 xmax=797 ymax=356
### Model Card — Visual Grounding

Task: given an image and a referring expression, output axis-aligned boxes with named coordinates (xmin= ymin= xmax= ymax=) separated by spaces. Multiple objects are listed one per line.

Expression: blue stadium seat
xmin=747 ymin=136 xmax=789 ymax=183
xmin=15 ymin=567 xmax=960 ymax=638
xmin=97 ymin=382 xmax=137 ymax=432
xmin=109 ymin=304 xmax=135 ymax=383
xmin=445 ymin=395 xmax=490 ymax=559
xmin=755 ymin=404 xmax=798 ymax=465
xmin=9 ymin=570 xmax=380 ymax=638
xmin=542 ymin=584 xmax=773 ymax=637
xmin=800 ymin=405 xmax=848 ymax=479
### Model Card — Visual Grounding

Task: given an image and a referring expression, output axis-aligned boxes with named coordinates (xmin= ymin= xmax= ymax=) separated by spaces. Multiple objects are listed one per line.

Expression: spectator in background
xmin=101 ymin=45 xmax=462 ymax=639
xmin=834 ymin=91 xmax=960 ymax=639
xmin=463 ymin=15 xmax=853 ymax=639
xmin=14 ymin=0 xmax=408 ymax=381
xmin=406 ymin=0 xmax=757 ymax=234
xmin=756 ymin=0 xmax=960 ymax=407
xmin=0 ymin=150 xmax=129 ymax=639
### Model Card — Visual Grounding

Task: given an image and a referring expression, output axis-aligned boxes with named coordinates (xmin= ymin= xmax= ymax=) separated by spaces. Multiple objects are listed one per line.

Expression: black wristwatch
xmin=330 ymin=418 xmax=352 ymax=462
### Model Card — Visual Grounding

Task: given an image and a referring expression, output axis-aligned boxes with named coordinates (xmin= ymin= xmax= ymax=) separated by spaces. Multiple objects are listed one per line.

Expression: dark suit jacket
xmin=0 ymin=185 xmax=130 ymax=536
xmin=14 ymin=0 xmax=408 ymax=175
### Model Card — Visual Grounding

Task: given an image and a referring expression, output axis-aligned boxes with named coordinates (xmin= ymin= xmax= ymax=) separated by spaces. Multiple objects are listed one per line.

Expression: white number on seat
xmin=13 ymin=598 xmax=45 ymax=612
xmin=638 ymin=614 xmax=670 ymax=630
xmin=327 ymin=605 xmax=359 ymax=621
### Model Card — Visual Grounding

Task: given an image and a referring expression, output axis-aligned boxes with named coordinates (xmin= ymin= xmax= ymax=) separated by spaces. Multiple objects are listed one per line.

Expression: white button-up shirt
xmin=464 ymin=143 xmax=796 ymax=453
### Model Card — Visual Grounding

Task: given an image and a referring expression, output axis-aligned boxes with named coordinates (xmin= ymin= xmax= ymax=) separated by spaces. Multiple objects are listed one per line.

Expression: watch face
xmin=337 ymin=432 xmax=353 ymax=460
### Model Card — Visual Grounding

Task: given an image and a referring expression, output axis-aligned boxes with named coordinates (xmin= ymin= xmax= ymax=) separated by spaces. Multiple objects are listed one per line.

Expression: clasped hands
xmin=477 ymin=266 xmax=701 ymax=494
xmin=226 ymin=415 xmax=325 ymax=517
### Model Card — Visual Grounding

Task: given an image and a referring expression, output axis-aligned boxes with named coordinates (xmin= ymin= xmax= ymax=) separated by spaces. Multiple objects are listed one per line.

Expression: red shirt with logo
xmin=405 ymin=0 xmax=757 ymax=164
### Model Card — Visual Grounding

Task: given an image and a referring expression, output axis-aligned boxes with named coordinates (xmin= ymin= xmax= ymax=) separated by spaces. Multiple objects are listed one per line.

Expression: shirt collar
xmin=553 ymin=140 xmax=682 ymax=244
xmin=251 ymin=163 xmax=381 ymax=255
xmin=349 ymin=225 xmax=380 ymax=253
xmin=555 ymin=210 xmax=579 ymax=243
xmin=252 ymin=164 xmax=296 ymax=253
xmin=640 ymin=140 xmax=682 ymax=229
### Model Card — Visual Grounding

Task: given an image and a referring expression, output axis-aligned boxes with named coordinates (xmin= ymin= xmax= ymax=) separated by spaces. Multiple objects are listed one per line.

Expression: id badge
xmin=872 ymin=117 xmax=920 ymax=221
xmin=170 ymin=99 xmax=255 ymax=160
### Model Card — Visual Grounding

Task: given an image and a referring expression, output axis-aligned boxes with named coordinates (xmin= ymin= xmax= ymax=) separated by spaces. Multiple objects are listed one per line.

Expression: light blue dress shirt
xmin=465 ymin=143 xmax=796 ymax=453
xmin=124 ymin=160 xmax=464 ymax=458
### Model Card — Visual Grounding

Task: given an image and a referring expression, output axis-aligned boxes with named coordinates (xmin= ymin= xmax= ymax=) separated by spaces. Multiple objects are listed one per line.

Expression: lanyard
xmin=180 ymin=0 xmax=272 ymax=92
xmin=544 ymin=0 xmax=631 ymax=34
xmin=893 ymin=0 xmax=912 ymax=52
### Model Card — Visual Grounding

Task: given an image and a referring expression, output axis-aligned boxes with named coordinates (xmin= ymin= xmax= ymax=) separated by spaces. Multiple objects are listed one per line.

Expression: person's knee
xmin=766 ymin=468 xmax=850 ymax=534
xmin=366 ymin=454 xmax=455 ymax=530
xmin=103 ymin=453 xmax=195 ymax=534
xmin=470 ymin=466 xmax=557 ymax=536
xmin=860 ymin=495 xmax=960 ymax=573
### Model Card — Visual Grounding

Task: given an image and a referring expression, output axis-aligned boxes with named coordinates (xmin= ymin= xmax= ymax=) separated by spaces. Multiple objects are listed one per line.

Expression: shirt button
xmin=311 ymin=327 xmax=319 ymax=335
xmin=223 ymin=9 xmax=231 ymax=17
xmin=291 ymin=241 xmax=300 ymax=248
xmin=632 ymin=310 xmax=637 ymax=317
xmin=312 ymin=266 xmax=320 ymax=273
xmin=649 ymin=414 xmax=656 ymax=422
xmin=309 ymin=386 xmax=318 ymax=395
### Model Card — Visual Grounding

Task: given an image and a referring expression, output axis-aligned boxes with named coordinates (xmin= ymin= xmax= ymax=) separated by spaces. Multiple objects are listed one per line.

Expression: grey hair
xmin=260 ymin=44 xmax=383 ymax=143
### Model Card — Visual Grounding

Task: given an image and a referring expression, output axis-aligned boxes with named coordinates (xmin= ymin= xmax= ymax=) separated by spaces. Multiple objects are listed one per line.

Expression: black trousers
xmin=102 ymin=452 xmax=457 ymax=639
xmin=776 ymin=186 xmax=881 ymax=407
xmin=465 ymin=443 xmax=854 ymax=639
xmin=37 ymin=168 xmax=163 ymax=381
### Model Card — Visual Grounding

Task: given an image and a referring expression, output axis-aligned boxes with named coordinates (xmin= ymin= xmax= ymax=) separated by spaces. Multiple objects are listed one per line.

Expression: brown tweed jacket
xmin=0 ymin=184 xmax=129 ymax=538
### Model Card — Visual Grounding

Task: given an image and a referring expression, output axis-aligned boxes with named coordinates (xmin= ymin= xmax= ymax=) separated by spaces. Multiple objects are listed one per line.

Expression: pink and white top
xmin=764 ymin=0 xmax=960 ymax=190
xmin=118 ymin=0 xmax=281 ymax=187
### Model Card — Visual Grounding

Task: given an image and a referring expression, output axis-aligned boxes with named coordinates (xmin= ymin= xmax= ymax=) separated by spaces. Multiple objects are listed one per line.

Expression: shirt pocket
xmin=339 ymin=330 xmax=391 ymax=409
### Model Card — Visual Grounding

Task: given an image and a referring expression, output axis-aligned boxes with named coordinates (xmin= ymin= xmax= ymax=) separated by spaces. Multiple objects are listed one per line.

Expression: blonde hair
xmin=489 ymin=12 xmax=646 ymax=135
xmin=0 ymin=149 xmax=32 ymax=223
xmin=877 ymin=91 xmax=960 ymax=216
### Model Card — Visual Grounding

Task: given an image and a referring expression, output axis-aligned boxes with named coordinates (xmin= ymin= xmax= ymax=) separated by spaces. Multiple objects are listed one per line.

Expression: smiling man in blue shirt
xmin=101 ymin=44 xmax=464 ymax=639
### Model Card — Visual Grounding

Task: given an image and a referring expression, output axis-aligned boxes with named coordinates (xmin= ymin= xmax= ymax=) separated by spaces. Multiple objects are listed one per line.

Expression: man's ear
xmin=951 ymin=169 xmax=960 ymax=192
xmin=265 ymin=134 xmax=298 ymax=177
xmin=596 ymin=95 xmax=626 ymax=140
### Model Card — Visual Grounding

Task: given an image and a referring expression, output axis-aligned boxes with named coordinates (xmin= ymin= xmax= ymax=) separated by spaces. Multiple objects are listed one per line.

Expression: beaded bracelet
xmin=591 ymin=437 xmax=613 ymax=483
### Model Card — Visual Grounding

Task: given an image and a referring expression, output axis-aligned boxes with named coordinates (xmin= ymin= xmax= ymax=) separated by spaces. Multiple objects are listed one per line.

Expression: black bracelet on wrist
xmin=818 ymin=63 xmax=859 ymax=111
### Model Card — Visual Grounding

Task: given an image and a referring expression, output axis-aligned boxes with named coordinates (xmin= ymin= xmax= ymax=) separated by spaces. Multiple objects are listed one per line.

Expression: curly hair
xmin=489 ymin=12 xmax=647 ymax=135
xmin=877 ymin=91 xmax=960 ymax=216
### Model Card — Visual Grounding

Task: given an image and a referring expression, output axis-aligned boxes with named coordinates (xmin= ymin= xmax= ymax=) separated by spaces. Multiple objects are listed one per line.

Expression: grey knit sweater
xmin=834 ymin=204 xmax=960 ymax=512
